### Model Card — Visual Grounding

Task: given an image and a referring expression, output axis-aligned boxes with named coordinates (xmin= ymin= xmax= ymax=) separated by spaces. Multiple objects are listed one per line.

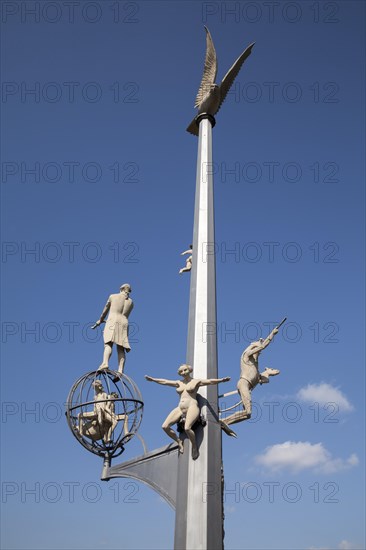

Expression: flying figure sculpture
xmin=220 ymin=318 xmax=286 ymax=436
xmin=186 ymin=26 xmax=255 ymax=136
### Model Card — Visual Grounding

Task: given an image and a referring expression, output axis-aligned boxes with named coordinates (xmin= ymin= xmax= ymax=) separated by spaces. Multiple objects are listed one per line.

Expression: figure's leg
xmin=219 ymin=419 xmax=237 ymax=437
xmin=259 ymin=367 xmax=280 ymax=384
xmin=95 ymin=406 xmax=104 ymax=426
xmin=122 ymin=414 xmax=129 ymax=435
xmin=221 ymin=410 xmax=249 ymax=426
xmin=77 ymin=412 xmax=82 ymax=435
xmin=162 ymin=407 xmax=185 ymax=453
xmin=237 ymin=379 xmax=252 ymax=417
xmin=77 ymin=411 xmax=96 ymax=435
xmin=99 ymin=343 xmax=112 ymax=370
xmin=179 ymin=258 xmax=192 ymax=274
xmin=184 ymin=403 xmax=200 ymax=460
xmin=82 ymin=420 xmax=100 ymax=440
xmin=82 ymin=420 xmax=93 ymax=438
xmin=116 ymin=345 xmax=126 ymax=374
xmin=105 ymin=419 xmax=116 ymax=443
xmin=223 ymin=379 xmax=252 ymax=426
xmin=112 ymin=413 xmax=130 ymax=434
xmin=102 ymin=409 xmax=115 ymax=443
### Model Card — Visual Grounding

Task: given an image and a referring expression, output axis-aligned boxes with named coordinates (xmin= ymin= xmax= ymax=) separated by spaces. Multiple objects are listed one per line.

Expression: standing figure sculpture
xmin=221 ymin=321 xmax=286 ymax=434
xmin=93 ymin=284 xmax=134 ymax=375
xmin=145 ymin=365 xmax=230 ymax=460
xmin=179 ymin=245 xmax=193 ymax=274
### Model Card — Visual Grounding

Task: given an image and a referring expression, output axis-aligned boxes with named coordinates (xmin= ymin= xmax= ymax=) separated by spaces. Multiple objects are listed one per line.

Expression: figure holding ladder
xmin=220 ymin=318 xmax=286 ymax=436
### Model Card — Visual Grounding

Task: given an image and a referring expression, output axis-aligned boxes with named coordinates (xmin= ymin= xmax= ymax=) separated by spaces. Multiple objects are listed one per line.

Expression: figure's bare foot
xmin=98 ymin=363 xmax=109 ymax=371
xmin=191 ymin=447 xmax=199 ymax=460
xmin=220 ymin=420 xmax=238 ymax=438
xmin=178 ymin=439 xmax=184 ymax=454
xmin=264 ymin=368 xmax=280 ymax=376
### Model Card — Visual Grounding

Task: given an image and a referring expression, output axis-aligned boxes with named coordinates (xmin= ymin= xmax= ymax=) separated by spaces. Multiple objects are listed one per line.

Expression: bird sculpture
xmin=187 ymin=27 xmax=255 ymax=136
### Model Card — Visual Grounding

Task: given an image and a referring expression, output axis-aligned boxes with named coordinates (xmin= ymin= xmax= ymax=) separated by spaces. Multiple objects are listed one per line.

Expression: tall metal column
xmin=174 ymin=114 xmax=223 ymax=550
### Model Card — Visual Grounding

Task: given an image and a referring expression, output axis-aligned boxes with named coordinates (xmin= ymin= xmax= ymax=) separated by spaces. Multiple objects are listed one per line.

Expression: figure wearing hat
xmin=93 ymin=284 xmax=134 ymax=375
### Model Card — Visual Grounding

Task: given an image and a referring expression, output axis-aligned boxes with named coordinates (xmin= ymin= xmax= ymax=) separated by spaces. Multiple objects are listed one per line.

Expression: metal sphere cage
xmin=66 ymin=370 xmax=144 ymax=458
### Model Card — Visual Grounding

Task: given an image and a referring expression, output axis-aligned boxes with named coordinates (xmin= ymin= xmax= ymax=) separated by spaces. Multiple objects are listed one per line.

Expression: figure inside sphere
xmin=77 ymin=381 xmax=128 ymax=444
xmin=220 ymin=326 xmax=280 ymax=435
xmin=93 ymin=284 xmax=134 ymax=375
xmin=145 ymin=365 xmax=230 ymax=460
xmin=179 ymin=245 xmax=193 ymax=274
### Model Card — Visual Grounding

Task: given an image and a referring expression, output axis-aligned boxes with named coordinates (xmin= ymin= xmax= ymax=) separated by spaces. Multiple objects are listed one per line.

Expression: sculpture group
xmin=65 ymin=25 xmax=294 ymax=550
xmin=73 ymin=26 xmax=285 ymax=462
xmin=78 ymin=276 xmax=284 ymax=456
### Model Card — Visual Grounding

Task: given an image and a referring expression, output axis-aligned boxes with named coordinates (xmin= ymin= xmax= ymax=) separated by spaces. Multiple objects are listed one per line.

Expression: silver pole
xmin=174 ymin=115 xmax=223 ymax=550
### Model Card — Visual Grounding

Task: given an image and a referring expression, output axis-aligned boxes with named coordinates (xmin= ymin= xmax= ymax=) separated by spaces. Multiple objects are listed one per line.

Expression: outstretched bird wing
xmin=194 ymin=26 xmax=218 ymax=109
xmin=216 ymin=42 xmax=255 ymax=113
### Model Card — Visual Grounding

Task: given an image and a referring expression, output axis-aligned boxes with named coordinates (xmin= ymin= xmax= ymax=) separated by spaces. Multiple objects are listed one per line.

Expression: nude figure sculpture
xmin=145 ymin=365 xmax=230 ymax=459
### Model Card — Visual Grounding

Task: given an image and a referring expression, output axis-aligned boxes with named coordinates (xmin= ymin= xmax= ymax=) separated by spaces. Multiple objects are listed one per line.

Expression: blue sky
xmin=1 ymin=1 xmax=365 ymax=549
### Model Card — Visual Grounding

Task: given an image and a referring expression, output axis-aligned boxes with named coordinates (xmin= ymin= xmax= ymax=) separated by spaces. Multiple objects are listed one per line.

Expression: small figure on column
xmin=179 ymin=245 xmax=193 ymax=274
xmin=220 ymin=322 xmax=285 ymax=435
xmin=145 ymin=365 xmax=230 ymax=460
xmin=93 ymin=284 xmax=134 ymax=376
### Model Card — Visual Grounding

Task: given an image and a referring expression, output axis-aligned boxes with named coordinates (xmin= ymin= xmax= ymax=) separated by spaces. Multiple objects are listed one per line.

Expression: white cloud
xmin=297 ymin=383 xmax=354 ymax=412
xmin=308 ymin=541 xmax=363 ymax=550
xmin=255 ymin=441 xmax=359 ymax=473
xmin=338 ymin=540 xmax=364 ymax=550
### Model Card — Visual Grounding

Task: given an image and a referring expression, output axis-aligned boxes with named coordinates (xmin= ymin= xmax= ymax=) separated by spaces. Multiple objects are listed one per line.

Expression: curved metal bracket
xmin=101 ymin=443 xmax=179 ymax=509
xmin=219 ymin=400 xmax=243 ymax=414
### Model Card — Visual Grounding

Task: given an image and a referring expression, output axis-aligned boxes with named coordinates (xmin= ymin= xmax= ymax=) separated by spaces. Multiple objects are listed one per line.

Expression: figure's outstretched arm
xmin=145 ymin=375 xmax=179 ymax=387
xmin=246 ymin=343 xmax=265 ymax=355
xmin=260 ymin=327 xmax=279 ymax=349
xmin=246 ymin=328 xmax=279 ymax=356
xmin=181 ymin=249 xmax=192 ymax=256
xmin=199 ymin=376 xmax=230 ymax=387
